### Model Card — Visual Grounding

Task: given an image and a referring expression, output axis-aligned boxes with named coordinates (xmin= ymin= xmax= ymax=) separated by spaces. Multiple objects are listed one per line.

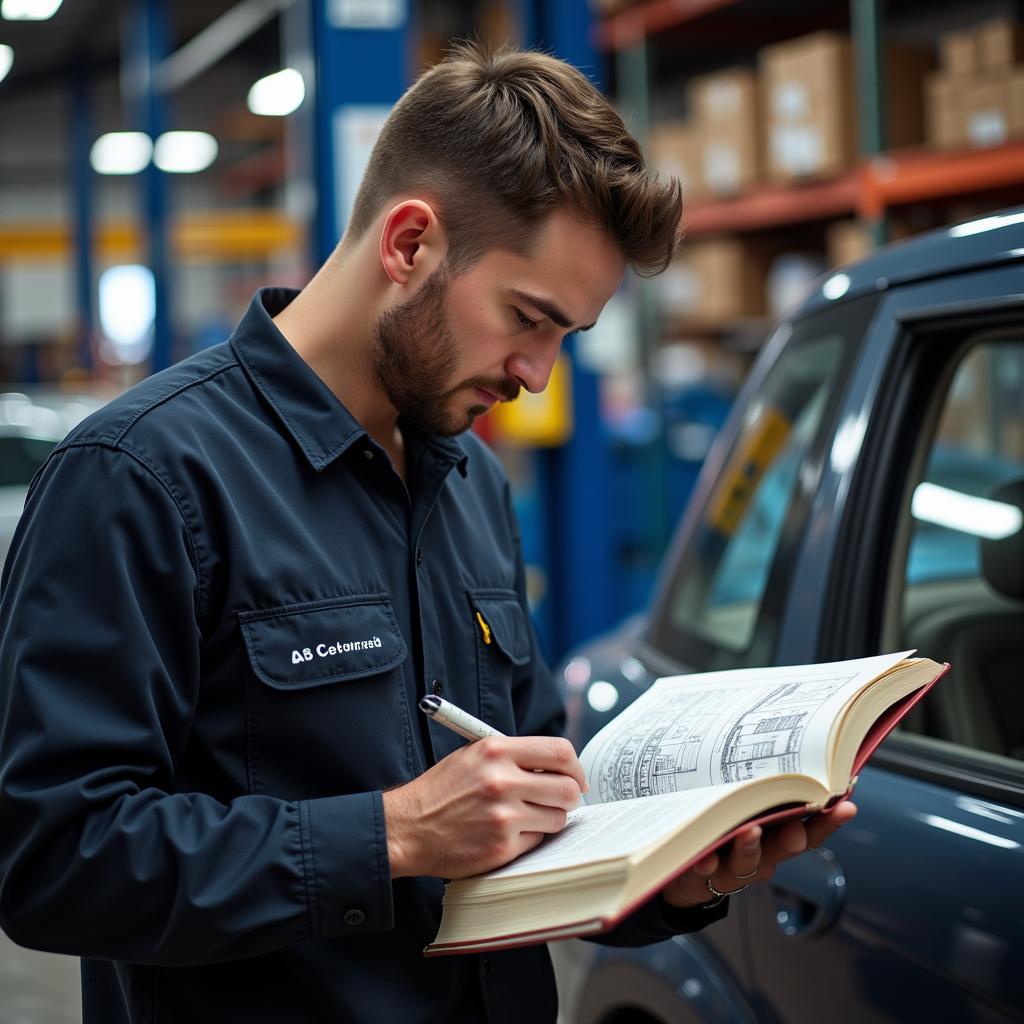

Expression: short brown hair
xmin=343 ymin=41 xmax=682 ymax=277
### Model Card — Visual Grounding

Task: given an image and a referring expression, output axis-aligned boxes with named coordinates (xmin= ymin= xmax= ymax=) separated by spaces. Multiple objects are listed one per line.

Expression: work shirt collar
xmin=230 ymin=287 xmax=469 ymax=475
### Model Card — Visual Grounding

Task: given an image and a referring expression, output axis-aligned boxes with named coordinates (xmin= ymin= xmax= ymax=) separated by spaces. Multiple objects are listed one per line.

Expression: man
xmin=0 ymin=43 xmax=855 ymax=1023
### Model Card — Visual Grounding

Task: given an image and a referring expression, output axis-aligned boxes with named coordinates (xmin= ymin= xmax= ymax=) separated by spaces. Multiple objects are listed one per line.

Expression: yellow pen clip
xmin=475 ymin=610 xmax=492 ymax=645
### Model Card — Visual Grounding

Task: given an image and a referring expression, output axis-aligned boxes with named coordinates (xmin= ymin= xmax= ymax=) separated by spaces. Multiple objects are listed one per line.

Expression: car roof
xmin=799 ymin=205 xmax=1024 ymax=317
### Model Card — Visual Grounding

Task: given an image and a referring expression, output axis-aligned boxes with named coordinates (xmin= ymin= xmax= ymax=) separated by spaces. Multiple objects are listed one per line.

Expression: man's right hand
xmin=382 ymin=736 xmax=588 ymax=880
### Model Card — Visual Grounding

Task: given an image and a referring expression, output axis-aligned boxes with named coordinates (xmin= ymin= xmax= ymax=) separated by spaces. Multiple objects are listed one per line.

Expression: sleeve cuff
xmin=299 ymin=791 xmax=394 ymax=940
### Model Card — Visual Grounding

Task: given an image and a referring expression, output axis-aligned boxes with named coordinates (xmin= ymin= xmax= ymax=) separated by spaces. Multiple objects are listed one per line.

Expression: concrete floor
xmin=0 ymin=931 xmax=81 ymax=1024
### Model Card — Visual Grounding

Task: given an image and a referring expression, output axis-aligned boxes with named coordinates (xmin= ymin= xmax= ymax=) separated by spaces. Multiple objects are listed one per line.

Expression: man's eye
xmin=514 ymin=308 xmax=539 ymax=331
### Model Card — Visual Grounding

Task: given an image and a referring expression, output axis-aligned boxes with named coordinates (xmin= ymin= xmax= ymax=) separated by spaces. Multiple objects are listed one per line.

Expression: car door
xmin=741 ymin=263 xmax=1024 ymax=1024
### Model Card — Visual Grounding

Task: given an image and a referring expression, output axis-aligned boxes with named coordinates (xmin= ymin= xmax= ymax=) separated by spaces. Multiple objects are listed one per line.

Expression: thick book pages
xmin=424 ymin=652 xmax=948 ymax=956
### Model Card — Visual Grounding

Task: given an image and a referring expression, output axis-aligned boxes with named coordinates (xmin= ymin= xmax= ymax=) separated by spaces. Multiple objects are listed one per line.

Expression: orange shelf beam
xmin=593 ymin=0 xmax=739 ymax=52
xmin=860 ymin=141 xmax=1024 ymax=218
xmin=683 ymin=173 xmax=861 ymax=236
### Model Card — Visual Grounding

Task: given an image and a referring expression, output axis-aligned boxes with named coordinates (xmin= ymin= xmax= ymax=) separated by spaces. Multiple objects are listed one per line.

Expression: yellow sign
xmin=706 ymin=407 xmax=791 ymax=535
xmin=489 ymin=353 xmax=574 ymax=447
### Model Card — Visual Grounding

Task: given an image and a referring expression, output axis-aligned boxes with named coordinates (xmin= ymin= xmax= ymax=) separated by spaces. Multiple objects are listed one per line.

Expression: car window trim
xmin=871 ymin=731 xmax=1024 ymax=808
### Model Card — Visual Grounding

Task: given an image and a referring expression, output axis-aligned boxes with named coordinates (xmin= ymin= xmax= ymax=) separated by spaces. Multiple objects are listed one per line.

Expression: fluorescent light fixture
xmin=153 ymin=131 xmax=218 ymax=173
xmin=247 ymin=67 xmax=305 ymax=116
xmin=911 ymin=481 xmax=1023 ymax=540
xmin=90 ymin=132 xmax=152 ymax=175
xmin=822 ymin=273 xmax=851 ymax=300
xmin=949 ymin=210 xmax=1024 ymax=238
xmin=0 ymin=44 xmax=11 ymax=84
xmin=2 ymin=0 xmax=62 ymax=18
xmin=98 ymin=265 xmax=155 ymax=366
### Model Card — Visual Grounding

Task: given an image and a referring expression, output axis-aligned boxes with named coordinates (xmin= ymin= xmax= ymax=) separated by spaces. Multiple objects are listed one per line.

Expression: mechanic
xmin=0 ymin=42 xmax=856 ymax=1023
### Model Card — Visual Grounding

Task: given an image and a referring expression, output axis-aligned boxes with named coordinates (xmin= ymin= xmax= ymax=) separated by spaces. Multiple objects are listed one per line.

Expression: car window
xmin=648 ymin=296 xmax=878 ymax=670
xmin=0 ymin=435 xmax=57 ymax=488
xmin=898 ymin=339 xmax=1024 ymax=763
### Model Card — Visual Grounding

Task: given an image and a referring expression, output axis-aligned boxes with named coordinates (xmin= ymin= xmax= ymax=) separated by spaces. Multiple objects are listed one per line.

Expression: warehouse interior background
xmin=3 ymin=0 xmax=1024 ymax=1018
xmin=3 ymin=0 xmax=1024 ymax=667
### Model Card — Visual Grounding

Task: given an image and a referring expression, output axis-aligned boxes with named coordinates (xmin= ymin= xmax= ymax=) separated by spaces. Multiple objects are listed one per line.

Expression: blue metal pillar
xmin=70 ymin=59 xmax=95 ymax=373
xmin=531 ymin=0 xmax=615 ymax=660
xmin=127 ymin=0 xmax=172 ymax=372
xmin=309 ymin=0 xmax=413 ymax=264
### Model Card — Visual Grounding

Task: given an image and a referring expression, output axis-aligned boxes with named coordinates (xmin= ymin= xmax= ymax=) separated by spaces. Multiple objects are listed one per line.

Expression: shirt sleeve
xmin=0 ymin=442 xmax=392 ymax=966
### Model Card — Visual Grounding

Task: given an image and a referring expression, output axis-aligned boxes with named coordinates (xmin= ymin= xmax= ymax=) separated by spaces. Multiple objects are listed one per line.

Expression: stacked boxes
xmin=926 ymin=17 xmax=1024 ymax=148
xmin=759 ymin=32 xmax=931 ymax=182
xmin=689 ymin=68 xmax=761 ymax=195
xmin=646 ymin=122 xmax=703 ymax=199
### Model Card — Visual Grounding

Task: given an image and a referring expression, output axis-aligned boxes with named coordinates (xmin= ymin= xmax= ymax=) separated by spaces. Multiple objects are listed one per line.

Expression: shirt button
xmin=363 ymin=449 xmax=374 ymax=460
xmin=416 ymin=549 xmax=423 ymax=566
xmin=343 ymin=908 xmax=366 ymax=927
xmin=431 ymin=679 xmax=443 ymax=696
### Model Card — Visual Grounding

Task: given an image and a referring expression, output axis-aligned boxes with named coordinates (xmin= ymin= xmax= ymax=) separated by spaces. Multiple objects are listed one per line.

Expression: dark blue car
xmin=552 ymin=209 xmax=1024 ymax=1024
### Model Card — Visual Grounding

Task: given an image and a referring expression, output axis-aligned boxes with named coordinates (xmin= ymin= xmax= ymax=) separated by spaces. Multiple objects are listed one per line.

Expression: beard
xmin=371 ymin=266 xmax=520 ymax=437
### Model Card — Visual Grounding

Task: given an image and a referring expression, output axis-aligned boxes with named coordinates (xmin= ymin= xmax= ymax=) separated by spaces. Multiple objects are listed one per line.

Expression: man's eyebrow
xmin=509 ymin=289 xmax=596 ymax=332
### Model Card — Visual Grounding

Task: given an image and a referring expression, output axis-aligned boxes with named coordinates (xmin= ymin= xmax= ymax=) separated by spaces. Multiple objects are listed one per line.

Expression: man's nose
xmin=505 ymin=334 xmax=563 ymax=394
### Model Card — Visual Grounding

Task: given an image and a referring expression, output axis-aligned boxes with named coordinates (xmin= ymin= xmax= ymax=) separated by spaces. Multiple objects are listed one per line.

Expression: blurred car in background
xmin=552 ymin=209 xmax=1024 ymax=1024
xmin=0 ymin=391 xmax=106 ymax=562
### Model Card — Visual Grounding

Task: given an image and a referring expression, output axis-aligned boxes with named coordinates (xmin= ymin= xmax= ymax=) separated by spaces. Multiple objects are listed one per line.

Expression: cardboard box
xmin=688 ymin=67 xmax=761 ymax=194
xmin=963 ymin=77 xmax=1011 ymax=148
xmin=760 ymin=32 xmax=856 ymax=181
xmin=939 ymin=27 xmax=977 ymax=78
xmin=825 ymin=218 xmax=916 ymax=268
xmin=646 ymin=121 xmax=703 ymax=198
xmin=925 ymin=72 xmax=965 ymax=148
xmin=976 ymin=17 xmax=1024 ymax=70
xmin=1011 ymin=70 xmax=1024 ymax=137
xmin=684 ymin=238 xmax=771 ymax=322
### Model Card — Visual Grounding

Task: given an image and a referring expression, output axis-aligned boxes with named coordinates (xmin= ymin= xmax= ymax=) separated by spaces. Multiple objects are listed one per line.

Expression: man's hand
xmin=661 ymin=800 xmax=859 ymax=909
xmin=382 ymin=737 xmax=587 ymax=880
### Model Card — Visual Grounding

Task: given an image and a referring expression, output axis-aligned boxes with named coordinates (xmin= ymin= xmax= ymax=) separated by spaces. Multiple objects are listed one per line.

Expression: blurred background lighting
xmin=247 ymin=67 xmax=305 ymax=116
xmin=587 ymin=681 xmax=619 ymax=713
xmin=153 ymin=131 xmax=218 ymax=173
xmin=1 ymin=0 xmax=62 ymax=19
xmin=98 ymin=265 xmax=155 ymax=365
xmin=0 ymin=44 xmax=11 ymax=84
xmin=90 ymin=132 xmax=152 ymax=175
xmin=911 ymin=482 xmax=1023 ymax=539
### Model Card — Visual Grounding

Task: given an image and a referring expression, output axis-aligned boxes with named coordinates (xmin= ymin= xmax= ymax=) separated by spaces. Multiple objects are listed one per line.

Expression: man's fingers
xmin=514 ymin=770 xmax=584 ymax=811
xmin=721 ymin=825 xmax=762 ymax=880
xmin=488 ymin=736 xmax=588 ymax=792
xmin=806 ymin=801 xmax=857 ymax=848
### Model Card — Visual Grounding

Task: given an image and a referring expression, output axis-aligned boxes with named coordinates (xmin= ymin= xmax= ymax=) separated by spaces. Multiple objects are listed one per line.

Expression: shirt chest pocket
xmin=239 ymin=595 xmax=411 ymax=800
xmin=468 ymin=588 xmax=532 ymax=735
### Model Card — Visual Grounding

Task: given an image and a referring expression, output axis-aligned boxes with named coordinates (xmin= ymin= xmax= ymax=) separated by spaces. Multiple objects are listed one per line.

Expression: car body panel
xmin=555 ymin=210 xmax=1024 ymax=1023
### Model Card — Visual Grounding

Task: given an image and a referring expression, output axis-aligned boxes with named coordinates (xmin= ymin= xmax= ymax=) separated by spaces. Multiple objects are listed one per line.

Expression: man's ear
xmin=379 ymin=199 xmax=446 ymax=285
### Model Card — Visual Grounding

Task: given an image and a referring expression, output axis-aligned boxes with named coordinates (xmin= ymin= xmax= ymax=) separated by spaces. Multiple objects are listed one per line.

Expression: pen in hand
xmin=418 ymin=694 xmax=504 ymax=742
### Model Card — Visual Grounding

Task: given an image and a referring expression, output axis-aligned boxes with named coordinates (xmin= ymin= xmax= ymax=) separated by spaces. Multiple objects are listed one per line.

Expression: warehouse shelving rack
xmin=597 ymin=0 xmax=1024 ymax=241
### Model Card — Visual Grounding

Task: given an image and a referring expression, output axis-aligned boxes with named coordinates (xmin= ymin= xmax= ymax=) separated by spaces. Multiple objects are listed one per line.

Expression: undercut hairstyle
xmin=343 ymin=40 xmax=683 ymax=277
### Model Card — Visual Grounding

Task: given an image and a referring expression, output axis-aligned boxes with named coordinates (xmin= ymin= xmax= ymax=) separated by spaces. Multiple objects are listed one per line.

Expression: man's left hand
xmin=661 ymin=800 xmax=858 ymax=909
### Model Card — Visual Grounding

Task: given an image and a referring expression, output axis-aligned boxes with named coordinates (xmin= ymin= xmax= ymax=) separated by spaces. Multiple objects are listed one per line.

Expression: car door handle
xmin=769 ymin=846 xmax=847 ymax=939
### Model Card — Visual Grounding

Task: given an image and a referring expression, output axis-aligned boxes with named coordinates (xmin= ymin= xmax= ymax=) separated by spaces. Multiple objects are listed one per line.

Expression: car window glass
xmin=662 ymin=332 xmax=844 ymax=657
xmin=898 ymin=340 xmax=1024 ymax=764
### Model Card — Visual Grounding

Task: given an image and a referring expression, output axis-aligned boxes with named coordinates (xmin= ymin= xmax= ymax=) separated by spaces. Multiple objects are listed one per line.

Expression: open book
xmin=424 ymin=650 xmax=947 ymax=956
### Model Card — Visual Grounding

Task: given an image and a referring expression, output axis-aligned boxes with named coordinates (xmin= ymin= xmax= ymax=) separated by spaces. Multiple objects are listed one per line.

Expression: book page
xmin=486 ymin=785 xmax=737 ymax=879
xmin=580 ymin=651 xmax=912 ymax=802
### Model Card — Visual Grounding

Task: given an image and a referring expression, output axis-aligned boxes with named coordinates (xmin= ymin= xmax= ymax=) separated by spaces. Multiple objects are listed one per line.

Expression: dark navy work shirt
xmin=0 ymin=288 xmax=725 ymax=1023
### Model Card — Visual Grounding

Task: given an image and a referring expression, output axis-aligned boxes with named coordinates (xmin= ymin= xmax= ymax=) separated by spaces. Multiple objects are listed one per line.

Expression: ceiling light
xmin=247 ymin=67 xmax=305 ymax=116
xmin=90 ymin=132 xmax=152 ymax=175
xmin=98 ymin=265 xmax=155 ymax=366
xmin=2 ymin=0 xmax=63 ymax=19
xmin=153 ymin=131 xmax=218 ymax=173
xmin=0 ymin=45 xmax=11 ymax=84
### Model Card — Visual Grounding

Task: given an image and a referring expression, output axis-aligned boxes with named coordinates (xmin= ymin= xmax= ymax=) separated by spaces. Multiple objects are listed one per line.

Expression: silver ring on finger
xmin=702 ymin=877 xmax=750 ymax=908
